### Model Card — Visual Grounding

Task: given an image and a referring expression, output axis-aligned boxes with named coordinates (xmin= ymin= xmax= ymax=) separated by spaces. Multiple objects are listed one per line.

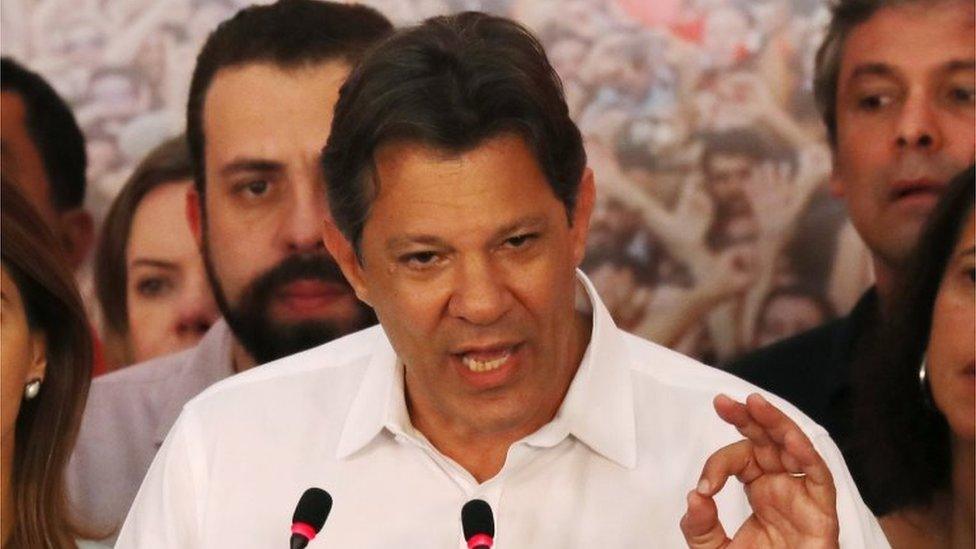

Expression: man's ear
xmin=323 ymin=220 xmax=371 ymax=306
xmin=186 ymin=186 xmax=204 ymax=249
xmin=570 ymin=168 xmax=596 ymax=267
xmin=26 ymin=331 xmax=47 ymax=384
xmin=58 ymin=209 xmax=94 ymax=270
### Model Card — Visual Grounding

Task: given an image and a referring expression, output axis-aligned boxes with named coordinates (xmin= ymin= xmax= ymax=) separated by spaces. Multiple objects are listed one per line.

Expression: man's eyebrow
xmin=849 ymin=62 xmax=898 ymax=81
xmin=849 ymin=59 xmax=975 ymax=82
xmin=129 ymin=258 xmax=179 ymax=270
xmin=491 ymin=215 xmax=549 ymax=241
xmin=944 ymin=59 xmax=976 ymax=72
xmin=218 ymin=158 xmax=284 ymax=178
xmin=959 ymin=245 xmax=976 ymax=258
xmin=385 ymin=234 xmax=450 ymax=253
xmin=383 ymin=216 xmax=550 ymax=253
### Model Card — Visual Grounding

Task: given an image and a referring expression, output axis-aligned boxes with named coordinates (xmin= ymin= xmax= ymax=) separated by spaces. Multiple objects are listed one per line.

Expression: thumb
xmin=680 ymin=490 xmax=731 ymax=549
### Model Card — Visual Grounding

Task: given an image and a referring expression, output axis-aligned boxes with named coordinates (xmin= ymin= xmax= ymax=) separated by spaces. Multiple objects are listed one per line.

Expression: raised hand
xmin=741 ymin=160 xmax=796 ymax=240
xmin=680 ymin=393 xmax=839 ymax=549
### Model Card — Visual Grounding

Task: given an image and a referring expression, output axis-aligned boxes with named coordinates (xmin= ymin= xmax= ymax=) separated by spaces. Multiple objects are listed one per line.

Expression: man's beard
xmin=203 ymin=240 xmax=375 ymax=365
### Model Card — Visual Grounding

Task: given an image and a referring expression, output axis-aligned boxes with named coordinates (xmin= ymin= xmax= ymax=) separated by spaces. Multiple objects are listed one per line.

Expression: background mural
xmin=0 ymin=0 xmax=874 ymax=364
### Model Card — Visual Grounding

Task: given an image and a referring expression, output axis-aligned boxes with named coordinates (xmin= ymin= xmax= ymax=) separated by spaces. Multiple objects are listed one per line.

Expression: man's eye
xmin=401 ymin=251 xmax=439 ymax=269
xmin=240 ymin=180 xmax=270 ymax=197
xmin=505 ymin=233 xmax=538 ymax=248
xmin=856 ymin=94 xmax=891 ymax=111
xmin=136 ymin=277 xmax=172 ymax=297
xmin=948 ymin=86 xmax=975 ymax=105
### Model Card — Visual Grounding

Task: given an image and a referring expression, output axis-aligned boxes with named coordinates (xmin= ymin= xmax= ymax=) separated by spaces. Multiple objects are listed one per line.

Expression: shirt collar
xmin=336 ymin=269 xmax=637 ymax=469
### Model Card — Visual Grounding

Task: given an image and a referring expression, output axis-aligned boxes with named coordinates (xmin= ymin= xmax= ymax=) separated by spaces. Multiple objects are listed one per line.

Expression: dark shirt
xmin=728 ymin=289 xmax=880 ymax=466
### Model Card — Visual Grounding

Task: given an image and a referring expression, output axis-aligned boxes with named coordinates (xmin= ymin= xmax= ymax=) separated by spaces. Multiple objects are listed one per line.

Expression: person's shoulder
xmin=84 ymin=346 xmax=198 ymax=415
xmin=186 ymin=325 xmax=385 ymax=410
xmin=727 ymin=319 xmax=846 ymax=376
xmin=620 ymin=332 xmax=827 ymax=436
xmin=93 ymin=346 xmax=197 ymax=386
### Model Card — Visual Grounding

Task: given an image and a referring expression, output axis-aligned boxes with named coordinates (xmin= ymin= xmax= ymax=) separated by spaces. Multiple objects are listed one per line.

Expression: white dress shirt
xmin=116 ymin=273 xmax=887 ymax=548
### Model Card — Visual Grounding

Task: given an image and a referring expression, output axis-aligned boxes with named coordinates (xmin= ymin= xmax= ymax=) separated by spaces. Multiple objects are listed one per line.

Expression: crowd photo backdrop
xmin=0 ymin=0 xmax=874 ymax=365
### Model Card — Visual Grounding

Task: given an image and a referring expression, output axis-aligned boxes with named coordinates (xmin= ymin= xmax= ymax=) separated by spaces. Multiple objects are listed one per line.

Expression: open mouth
xmin=453 ymin=343 xmax=521 ymax=375
xmin=461 ymin=350 xmax=512 ymax=372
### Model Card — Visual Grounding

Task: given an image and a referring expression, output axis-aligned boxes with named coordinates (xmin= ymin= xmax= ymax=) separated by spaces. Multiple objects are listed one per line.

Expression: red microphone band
xmin=467 ymin=533 xmax=493 ymax=549
xmin=291 ymin=522 xmax=317 ymax=541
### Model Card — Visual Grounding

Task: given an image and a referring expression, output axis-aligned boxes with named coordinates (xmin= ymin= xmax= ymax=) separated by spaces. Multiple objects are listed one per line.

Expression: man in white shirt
xmin=117 ymin=12 xmax=887 ymax=548
xmin=67 ymin=1 xmax=391 ymax=538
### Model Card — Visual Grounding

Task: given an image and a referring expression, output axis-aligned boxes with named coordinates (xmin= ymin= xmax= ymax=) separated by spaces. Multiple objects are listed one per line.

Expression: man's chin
xmin=232 ymin=319 xmax=344 ymax=365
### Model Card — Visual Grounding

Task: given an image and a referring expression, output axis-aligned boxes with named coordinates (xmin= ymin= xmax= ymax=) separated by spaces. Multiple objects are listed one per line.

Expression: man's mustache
xmin=245 ymin=253 xmax=351 ymax=306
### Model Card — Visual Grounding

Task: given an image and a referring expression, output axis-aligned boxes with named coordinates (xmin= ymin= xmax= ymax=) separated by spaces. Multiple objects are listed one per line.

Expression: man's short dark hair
xmin=813 ymin=0 xmax=929 ymax=148
xmin=322 ymin=11 xmax=587 ymax=252
xmin=1 ymin=57 xmax=87 ymax=211
xmin=186 ymin=0 xmax=393 ymax=197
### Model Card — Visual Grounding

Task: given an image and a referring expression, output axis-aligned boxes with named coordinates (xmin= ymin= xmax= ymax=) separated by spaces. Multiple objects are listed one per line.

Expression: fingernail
xmin=697 ymin=478 xmax=710 ymax=494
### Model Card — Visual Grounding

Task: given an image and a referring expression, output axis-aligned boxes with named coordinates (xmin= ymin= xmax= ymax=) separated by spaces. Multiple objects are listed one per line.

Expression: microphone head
xmin=292 ymin=487 xmax=333 ymax=533
xmin=461 ymin=499 xmax=495 ymax=540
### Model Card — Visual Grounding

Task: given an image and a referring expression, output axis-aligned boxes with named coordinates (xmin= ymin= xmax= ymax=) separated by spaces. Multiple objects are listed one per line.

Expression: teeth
xmin=461 ymin=352 xmax=510 ymax=372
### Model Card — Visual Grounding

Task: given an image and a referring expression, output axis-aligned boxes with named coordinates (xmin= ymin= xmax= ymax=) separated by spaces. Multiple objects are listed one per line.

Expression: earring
xmin=24 ymin=378 xmax=42 ymax=400
xmin=918 ymin=358 xmax=933 ymax=408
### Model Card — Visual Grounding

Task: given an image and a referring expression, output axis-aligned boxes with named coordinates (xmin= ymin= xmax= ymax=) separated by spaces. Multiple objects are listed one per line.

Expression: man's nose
xmin=895 ymin=92 xmax=942 ymax=151
xmin=282 ymin=181 xmax=328 ymax=254
xmin=447 ymin=257 xmax=512 ymax=326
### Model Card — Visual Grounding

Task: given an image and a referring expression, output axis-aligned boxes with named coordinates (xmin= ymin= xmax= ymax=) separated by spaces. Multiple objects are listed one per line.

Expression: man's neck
xmin=871 ymin=257 xmax=900 ymax=315
xmin=231 ymin=341 xmax=257 ymax=373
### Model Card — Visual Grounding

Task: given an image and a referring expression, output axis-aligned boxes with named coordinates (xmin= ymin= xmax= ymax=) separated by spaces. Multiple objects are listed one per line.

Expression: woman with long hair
xmin=851 ymin=165 xmax=975 ymax=548
xmin=95 ymin=135 xmax=217 ymax=369
xmin=1 ymin=178 xmax=97 ymax=547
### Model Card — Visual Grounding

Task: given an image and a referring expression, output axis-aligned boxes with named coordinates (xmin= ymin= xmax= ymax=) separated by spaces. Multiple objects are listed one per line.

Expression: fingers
xmin=680 ymin=490 xmax=730 ymax=549
xmin=720 ymin=393 xmax=837 ymax=509
xmin=744 ymin=395 xmax=833 ymax=484
xmin=696 ymin=439 xmax=764 ymax=498
xmin=714 ymin=394 xmax=784 ymax=473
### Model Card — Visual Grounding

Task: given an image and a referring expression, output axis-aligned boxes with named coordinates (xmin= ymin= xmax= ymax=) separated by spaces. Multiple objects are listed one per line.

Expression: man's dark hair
xmin=322 ymin=11 xmax=587 ymax=252
xmin=186 ymin=0 xmax=393 ymax=197
xmin=813 ymin=0 xmax=930 ymax=148
xmin=850 ymin=165 xmax=974 ymax=514
xmin=1 ymin=57 xmax=87 ymax=210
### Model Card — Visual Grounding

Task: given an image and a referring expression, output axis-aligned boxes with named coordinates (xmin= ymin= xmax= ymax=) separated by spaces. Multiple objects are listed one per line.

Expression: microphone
xmin=290 ymin=487 xmax=333 ymax=549
xmin=461 ymin=499 xmax=495 ymax=549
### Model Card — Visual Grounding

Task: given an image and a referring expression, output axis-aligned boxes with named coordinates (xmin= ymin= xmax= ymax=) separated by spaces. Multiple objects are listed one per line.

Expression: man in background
xmin=1 ymin=58 xmax=109 ymax=377
xmin=1 ymin=57 xmax=94 ymax=272
xmin=731 ymin=0 xmax=975 ymax=512
xmin=67 ymin=0 xmax=392 ymax=539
